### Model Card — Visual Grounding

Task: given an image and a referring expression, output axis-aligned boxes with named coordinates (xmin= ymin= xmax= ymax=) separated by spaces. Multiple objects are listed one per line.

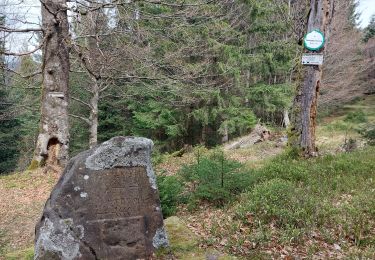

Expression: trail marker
xmin=304 ymin=30 xmax=325 ymax=51
xmin=302 ymin=53 xmax=324 ymax=65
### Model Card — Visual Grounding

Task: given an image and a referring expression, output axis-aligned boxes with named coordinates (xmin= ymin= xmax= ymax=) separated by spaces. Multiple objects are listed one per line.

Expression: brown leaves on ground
xmin=177 ymin=204 xmax=373 ymax=259
xmin=0 ymin=169 xmax=59 ymax=253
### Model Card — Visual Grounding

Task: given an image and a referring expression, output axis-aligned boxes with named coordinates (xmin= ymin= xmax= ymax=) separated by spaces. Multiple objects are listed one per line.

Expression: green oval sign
xmin=304 ymin=30 xmax=325 ymax=51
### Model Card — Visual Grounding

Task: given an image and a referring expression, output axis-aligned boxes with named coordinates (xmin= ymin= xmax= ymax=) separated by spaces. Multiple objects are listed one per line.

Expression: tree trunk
xmin=33 ymin=0 xmax=70 ymax=168
xmin=89 ymin=79 xmax=99 ymax=148
xmin=201 ymin=125 xmax=207 ymax=145
xmin=289 ymin=0 xmax=334 ymax=157
xmin=221 ymin=123 xmax=229 ymax=143
xmin=283 ymin=108 xmax=290 ymax=128
xmin=86 ymin=6 xmax=101 ymax=149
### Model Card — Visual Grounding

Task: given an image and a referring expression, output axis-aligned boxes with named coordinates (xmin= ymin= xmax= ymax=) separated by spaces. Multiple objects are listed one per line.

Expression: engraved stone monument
xmin=34 ymin=136 xmax=168 ymax=259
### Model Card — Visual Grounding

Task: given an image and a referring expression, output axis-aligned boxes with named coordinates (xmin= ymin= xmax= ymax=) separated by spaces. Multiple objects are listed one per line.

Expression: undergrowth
xmin=157 ymin=148 xmax=257 ymax=217
xmin=229 ymin=147 xmax=374 ymax=257
xmin=158 ymin=146 xmax=375 ymax=257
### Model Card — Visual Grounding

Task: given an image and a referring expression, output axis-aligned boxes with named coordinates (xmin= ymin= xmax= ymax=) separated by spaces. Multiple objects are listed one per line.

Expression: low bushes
xmin=157 ymin=149 xmax=256 ymax=214
xmin=179 ymin=151 xmax=251 ymax=207
xmin=237 ymin=179 xmax=318 ymax=229
xmin=157 ymin=174 xmax=183 ymax=218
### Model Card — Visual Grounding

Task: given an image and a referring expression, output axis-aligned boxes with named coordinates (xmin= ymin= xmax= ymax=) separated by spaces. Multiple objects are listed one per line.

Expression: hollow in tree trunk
xmin=32 ymin=0 xmax=70 ymax=168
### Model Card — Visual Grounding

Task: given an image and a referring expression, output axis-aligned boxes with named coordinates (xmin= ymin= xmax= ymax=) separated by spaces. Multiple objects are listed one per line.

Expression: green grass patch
xmin=162 ymin=217 xmax=237 ymax=259
xmin=177 ymin=146 xmax=375 ymax=257
xmin=0 ymin=229 xmax=8 ymax=257
xmin=231 ymin=147 xmax=375 ymax=251
xmin=344 ymin=110 xmax=368 ymax=123
xmin=4 ymin=247 xmax=34 ymax=260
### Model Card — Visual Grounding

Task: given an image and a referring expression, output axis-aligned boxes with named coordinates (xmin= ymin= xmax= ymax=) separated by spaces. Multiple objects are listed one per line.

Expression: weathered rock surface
xmin=34 ymin=136 xmax=168 ymax=260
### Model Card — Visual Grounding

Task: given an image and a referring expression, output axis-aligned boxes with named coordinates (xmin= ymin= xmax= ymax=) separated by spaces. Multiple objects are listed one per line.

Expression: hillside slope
xmin=321 ymin=0 xmax=374 ymax=108
xmin=0 ymin=96 xmax=374 ymax=259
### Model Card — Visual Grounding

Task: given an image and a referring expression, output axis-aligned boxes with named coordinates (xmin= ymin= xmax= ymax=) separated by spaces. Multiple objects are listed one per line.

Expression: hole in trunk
xmin=44 ymin=138 xmax=62 ymax=169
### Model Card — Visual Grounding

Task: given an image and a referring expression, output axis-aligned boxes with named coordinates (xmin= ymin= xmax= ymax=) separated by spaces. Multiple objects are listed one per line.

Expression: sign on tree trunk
xmin=32 ymin=0 xmax=70 ymax=169
xmin=289 ymin=0 xmax=334 ymax=157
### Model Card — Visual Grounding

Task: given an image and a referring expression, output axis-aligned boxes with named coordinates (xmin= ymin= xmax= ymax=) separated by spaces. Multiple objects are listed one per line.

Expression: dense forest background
xmin=0 ymin=0 xmax=374 ymax=173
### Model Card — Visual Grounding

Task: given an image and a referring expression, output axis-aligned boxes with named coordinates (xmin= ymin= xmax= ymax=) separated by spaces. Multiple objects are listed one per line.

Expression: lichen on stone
xmin=34 ymin=217 xmax=81 ymax=260
xmin=152 ymin=226 xmax=169 ymax=249
xmin=85 ymin=136 xmax=158 ymax=189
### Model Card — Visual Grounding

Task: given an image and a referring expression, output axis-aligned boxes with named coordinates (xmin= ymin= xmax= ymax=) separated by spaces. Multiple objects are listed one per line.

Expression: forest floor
xmin=0 ymin=96 xmax=374 ymax=259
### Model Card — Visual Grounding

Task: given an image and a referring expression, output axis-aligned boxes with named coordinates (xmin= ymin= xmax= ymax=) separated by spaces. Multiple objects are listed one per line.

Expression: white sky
xmin=357 ymin=0 xmax=375 ymax=28
xmin=1 ymin=0 xmax=375 ymax=53
xmin=1 ymin=0 xmax=41 ymax=53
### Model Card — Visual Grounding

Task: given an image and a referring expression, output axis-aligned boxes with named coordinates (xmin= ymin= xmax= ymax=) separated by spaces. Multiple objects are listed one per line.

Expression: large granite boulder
xmin=34 ymin=136 xmax=168 ymax=260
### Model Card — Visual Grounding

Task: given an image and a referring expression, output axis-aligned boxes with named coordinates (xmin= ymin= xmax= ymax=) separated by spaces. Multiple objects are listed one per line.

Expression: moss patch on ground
xmin=163 ymin=216 xmax=238 ymax=260
xmin=3 ymin=247 xmax=33 ymax=260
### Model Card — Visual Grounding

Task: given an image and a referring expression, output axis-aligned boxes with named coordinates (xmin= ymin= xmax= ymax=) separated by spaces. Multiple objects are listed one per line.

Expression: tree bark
xmin=289 ymin=0 xmax=334 ymax=157
xmin=33 ymin=0 xmax=70 ymax=167
xmin=221 ymin=123 xmax=229 ymax=143
xmin=89 ymin=78 xmax=99 ymax=148
xmin=283 ymin=108 xmax=290 ymax=128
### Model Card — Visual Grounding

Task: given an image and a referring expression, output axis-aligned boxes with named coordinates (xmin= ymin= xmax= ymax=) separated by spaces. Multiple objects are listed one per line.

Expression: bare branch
xmin=2 ymin=44 xmax=43 ymax=56
xmin=71 ymin=96 xmax=92 ymax=109
xmin=0 ymin=26 xmax=43 ymax=33
xmin=142 ymin=0 xmax=215 ymax=7
xmin=69 ymin=113 xmax=90 ymax=125
xmin=5 ymin=67 xmax=42 ymax=78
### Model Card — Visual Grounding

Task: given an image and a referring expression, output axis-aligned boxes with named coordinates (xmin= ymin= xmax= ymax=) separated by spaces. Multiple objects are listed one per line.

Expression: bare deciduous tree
xmin=32 ymin=0 xmax=70 ymax=168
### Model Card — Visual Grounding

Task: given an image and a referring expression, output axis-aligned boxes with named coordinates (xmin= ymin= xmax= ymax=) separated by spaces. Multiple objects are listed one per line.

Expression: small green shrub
xmin=344 ymin=110 xmax=367 ymax=123
xmin=178 ymin=151 xmax=253 ymax=206
xmin=157 ymin=175 xmax=183 ymax=218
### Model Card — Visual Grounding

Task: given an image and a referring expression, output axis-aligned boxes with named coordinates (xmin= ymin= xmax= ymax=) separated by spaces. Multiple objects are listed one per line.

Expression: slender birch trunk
xmin=89 ymin=78 xmax=99 ymax=148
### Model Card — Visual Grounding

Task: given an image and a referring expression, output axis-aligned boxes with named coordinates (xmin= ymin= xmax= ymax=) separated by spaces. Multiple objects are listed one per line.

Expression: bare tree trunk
xmin=89 ymin=79 xmax=99 ymax=148
xmin=283 ymin=108 xmax=290 ymax=128
xmin=84 ymin=5 xmax=102 ymax=148
xmin=222 ymin=123 xmax=229 ymax=143
xmin=32 ymin=0 xmax=70 ymax=168
xmin=289 ymin=0 xmax=334 ymax=157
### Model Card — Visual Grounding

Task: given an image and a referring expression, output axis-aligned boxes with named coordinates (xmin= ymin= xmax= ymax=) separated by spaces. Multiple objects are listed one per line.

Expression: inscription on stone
xmin=81 ymin=167 xmax=148 ymax=220
xmin=34 ymin=136 xmax=168 ymax=260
